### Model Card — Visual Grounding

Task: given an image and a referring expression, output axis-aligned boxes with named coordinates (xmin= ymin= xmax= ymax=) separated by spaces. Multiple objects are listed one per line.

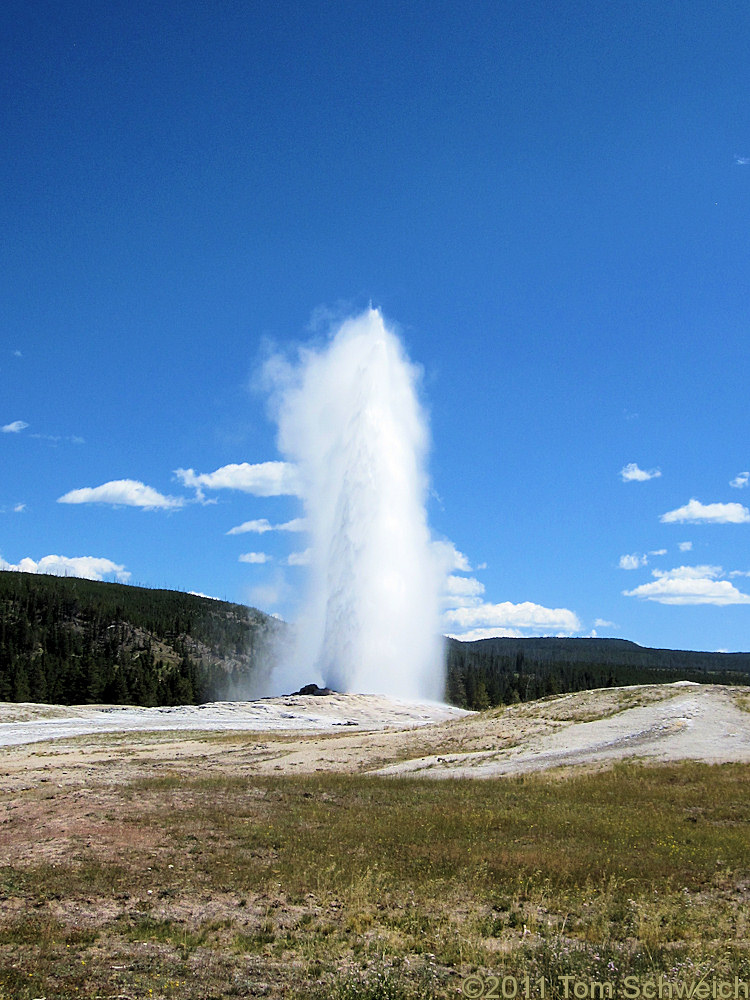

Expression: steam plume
xmin=268 ymin=308 xmax=444 ymax=700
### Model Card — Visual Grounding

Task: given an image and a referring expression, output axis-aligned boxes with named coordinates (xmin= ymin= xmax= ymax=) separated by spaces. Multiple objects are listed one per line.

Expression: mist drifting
xmin=268 ymin=308 xmax=444 ymax=700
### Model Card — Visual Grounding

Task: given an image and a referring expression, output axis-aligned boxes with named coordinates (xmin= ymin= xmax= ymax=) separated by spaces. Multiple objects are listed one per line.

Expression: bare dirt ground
xmin=1 ymin=682 xmax=749 ymax=999
xmin=0 ymin=682 xmax=748 ymax=794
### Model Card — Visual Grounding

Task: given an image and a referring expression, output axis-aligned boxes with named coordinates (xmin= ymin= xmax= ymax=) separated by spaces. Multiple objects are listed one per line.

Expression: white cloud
xmin=594 ymin=618 xmax=617 ymax=629
xmin=678 ymin=541 xmax=693 ymax=552
xmin=649 ymin=549 xmax=667 ymax=556
xmin=227 ymin=518 xmax=273 ymax=535
xmin=653 ymin=564 xmax=723 ymax=580
xmin=729 ymin=570 xmax=750 ymax=578
xmin=660 ymin=498 xmax=750 ymax=524
xmin=238 ymin=552 xmax=270 ymax=564
xmin=452 ymin=627 xmax=528 ymax=641
xmin=444 ymin=601 xmax=581 ymax=638
xmin=0 ymin=553 xmax=130 ymax=582
xmin=175 ymin=462 xmax=302 ymax=498
xmin=730 ymin=472 xmax=749 ymax=489
xmin=278 ymin=517 xmax=307 ymax=532
xmin=735 ymin=155 xmax=750 ymax=165
xmin=619 ymin=553 xmax=648 ymax=570
xmin=2 ymin=420 xmax=28 ymax=434
xmin=432 ymin=539 xmax=472 ymax=573
xmin=13 ymin=503 xmax=25 ymax=513
xmin=442 ymin=574 xmax=485 ymax=608
xmin=623 ymin=564 xmax=750 ymax=605
xmin=445 ymin=575 xmax=485 ymax=597
xmin=226 ymin=516 xmax=307 ymax=536
xmin=286 ymin=548 xmax=312 ymax=566
xmin=58 ymin=479 xmax=184 ymax=510
xmin=620 ymin=462 xmax=661 ymax=482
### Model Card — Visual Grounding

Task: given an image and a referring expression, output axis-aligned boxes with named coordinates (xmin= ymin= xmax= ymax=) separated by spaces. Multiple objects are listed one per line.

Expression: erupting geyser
xmin=270 ymin=308 xmax=444 ymax=700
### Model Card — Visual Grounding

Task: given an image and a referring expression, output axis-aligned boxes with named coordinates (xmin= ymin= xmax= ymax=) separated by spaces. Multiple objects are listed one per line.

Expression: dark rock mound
xmin=292 ymin=683 xmax=337 ymax=697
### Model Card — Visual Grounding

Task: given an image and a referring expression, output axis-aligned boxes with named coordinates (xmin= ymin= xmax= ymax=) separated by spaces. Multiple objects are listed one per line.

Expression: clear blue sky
xmin=2 ymin=1 xmax=749 ymax=652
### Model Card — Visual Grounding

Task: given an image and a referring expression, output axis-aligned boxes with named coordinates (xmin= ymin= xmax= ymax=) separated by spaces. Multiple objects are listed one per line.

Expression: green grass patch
xmin=1 ymin=761 xmax=748 ymax=998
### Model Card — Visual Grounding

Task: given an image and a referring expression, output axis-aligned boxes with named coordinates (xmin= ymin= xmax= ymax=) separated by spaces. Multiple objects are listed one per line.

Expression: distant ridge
xmin=445 ymin=635 xmax=750 ymax=710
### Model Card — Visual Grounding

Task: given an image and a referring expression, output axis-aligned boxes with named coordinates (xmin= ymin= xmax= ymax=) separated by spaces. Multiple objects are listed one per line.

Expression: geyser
xmin=271 ymin=308 xmax=444 ymax=700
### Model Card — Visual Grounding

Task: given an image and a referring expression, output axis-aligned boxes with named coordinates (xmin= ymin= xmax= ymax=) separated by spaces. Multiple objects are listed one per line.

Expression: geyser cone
xmin=276 ymin=309 xmax=444 ymax=700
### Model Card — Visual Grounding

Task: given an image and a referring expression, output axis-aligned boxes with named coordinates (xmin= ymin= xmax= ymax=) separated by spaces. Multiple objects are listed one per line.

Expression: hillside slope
xmin=0 ymin=571 xmax=283 ymax=705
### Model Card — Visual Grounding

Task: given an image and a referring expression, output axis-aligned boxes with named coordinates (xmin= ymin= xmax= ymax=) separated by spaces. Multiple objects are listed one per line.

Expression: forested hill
xmin=446 ymin=635 xmax=750 ymax=710
xmin=3 ymin=570 xmax=750 ymax=709
xmin=0 ymin=570 xmax=284 ymax=705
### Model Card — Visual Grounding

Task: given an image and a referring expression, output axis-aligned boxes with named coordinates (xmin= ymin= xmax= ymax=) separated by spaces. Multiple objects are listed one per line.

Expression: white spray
xmin=269 ymin=308 xmax=444 ymax=700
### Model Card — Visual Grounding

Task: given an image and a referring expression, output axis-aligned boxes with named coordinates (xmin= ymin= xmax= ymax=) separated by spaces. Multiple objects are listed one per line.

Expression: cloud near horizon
xmin=620 ymin=462 xmax=661 ymax=482
xmin=623 ymin=564 xmax=750 ymax=605
xmin=175 ymin=462 xmax=302 ymax=498
xmin=660 ymin=498 xmax=750 ymax=524
xmin=58 ymin=479 xmax=184 ymax=510
xmin=444 ymin=600 xmax=581 ymax=640
xmin=0 ymin=553 xmax=130 ymax=582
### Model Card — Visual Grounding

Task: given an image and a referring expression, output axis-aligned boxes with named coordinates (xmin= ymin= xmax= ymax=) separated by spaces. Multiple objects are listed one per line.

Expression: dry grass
xmin=0 ymin=759 xmax=748 ymax=998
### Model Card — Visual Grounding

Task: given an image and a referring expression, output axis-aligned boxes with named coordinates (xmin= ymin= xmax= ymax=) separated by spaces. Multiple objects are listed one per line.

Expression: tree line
xmin=445 ymin=636 xmax=750 ymax=710
xmin=0 ymin=571 xmax=280 ymax=706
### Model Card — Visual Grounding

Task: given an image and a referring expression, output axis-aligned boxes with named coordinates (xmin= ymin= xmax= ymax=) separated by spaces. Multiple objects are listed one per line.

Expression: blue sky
xmin=2 ymin=1 xmax=750 ymax=652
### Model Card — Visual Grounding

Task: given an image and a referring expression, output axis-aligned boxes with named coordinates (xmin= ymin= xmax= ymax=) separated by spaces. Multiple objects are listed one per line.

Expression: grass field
xmin=0 ymin=757 xmax=748 ymax=999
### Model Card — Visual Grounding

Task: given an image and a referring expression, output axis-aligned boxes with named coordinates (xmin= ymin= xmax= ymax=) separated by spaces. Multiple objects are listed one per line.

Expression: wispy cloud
xmin=620 ymin=462 xmax=661 ymax=482
xmin=175 ymin=462 xmax=302 ymax=498
xmin=442 ymin=574 xmax=486 ymax=608
xmin=678 ymin=541 xmax=693 ymax=552
xmin=229 ymin=518 xmax=273 ymax=535
xmin=238 ymin=552 xmax=270 ymax=564
xmin=730 ymin=471 xmax=749 ymax=489
xmin=619 ymin=553 xmax=648 ymax=570
xmin=58 ymin=479 xmax=185 ymax=510
xmin=660 ymin=498 xmax=750 ymax=524
xmin=594 ymin=618 xmax=617 ymax=629
xmin=445 ymin=574 xmax=485 ymax=597
xmin=30 ymin=432 xmax=85 ymax=445
xmin=623 ymin=564 xmax=750 ymax=605
xmin=1 ymin=503 xmax=27 ymax=515
xmin=2 ymin=420 xmax=28 ymax=434
xmin=0 ymin=553 xmax=130 ymax=582
xmin=432 ymin=539 xmax=472 ymax=573
xmin=227 ymin=517 xmax=307 ymax=536
xmin=286 ymin=548 xmax=312 ymax=566
xmin=734 ymin=155 xmax=750 ymax=165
